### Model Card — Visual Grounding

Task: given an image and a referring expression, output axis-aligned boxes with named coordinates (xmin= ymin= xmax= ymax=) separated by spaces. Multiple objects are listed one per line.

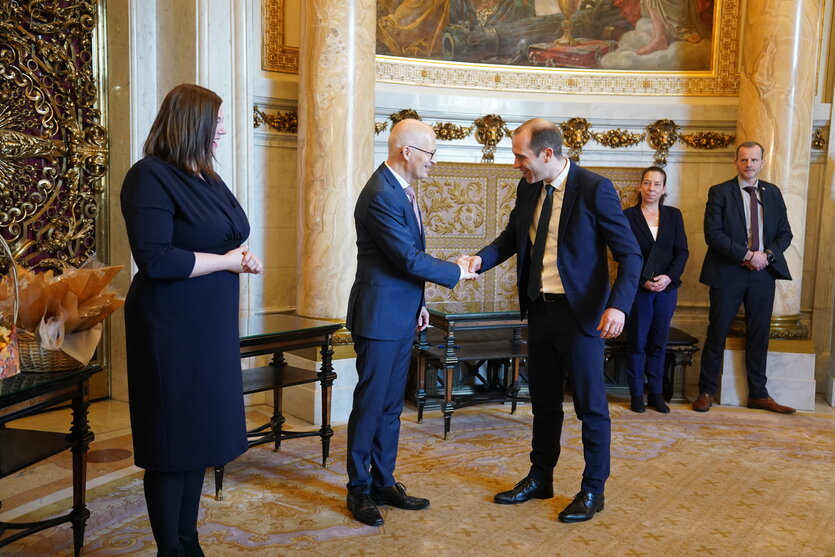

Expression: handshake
xmin=456 ymin=254 xmax=483 ymax=282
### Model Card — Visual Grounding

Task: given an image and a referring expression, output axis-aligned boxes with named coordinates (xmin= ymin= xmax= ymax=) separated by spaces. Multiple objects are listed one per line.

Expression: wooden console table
xmin=415 ymin=301 xmax=526 ymax=439
xmin=412 ymin=301 xmax=699 ymax=437
xmin=213 ymin=315 xmax=341 ymax=500
xmin=0 ymin=365 xmax=103 ymax=556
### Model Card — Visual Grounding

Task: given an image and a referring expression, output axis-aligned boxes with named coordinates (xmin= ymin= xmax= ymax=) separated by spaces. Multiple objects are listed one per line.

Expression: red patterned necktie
xmin=744 ymin=185 xmax=760 ymax=251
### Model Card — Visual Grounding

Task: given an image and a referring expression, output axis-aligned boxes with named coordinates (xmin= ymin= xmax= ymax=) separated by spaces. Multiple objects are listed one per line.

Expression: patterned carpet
xmin=3 ymin=403 xmax=835 ymax=556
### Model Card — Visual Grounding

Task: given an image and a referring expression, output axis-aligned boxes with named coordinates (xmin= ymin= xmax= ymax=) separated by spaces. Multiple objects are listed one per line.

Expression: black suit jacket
xmin=699 ymin=177 xmax=792 ymax=287
xmin=623 ymin=204 xmax=689 ymax=291
xmin=477 ymin=161 xmax=642 ymax=336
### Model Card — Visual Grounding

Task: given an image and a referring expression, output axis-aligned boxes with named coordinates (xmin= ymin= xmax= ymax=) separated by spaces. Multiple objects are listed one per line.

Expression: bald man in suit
xmin=345 ymin=119 xmax=476 ymax=527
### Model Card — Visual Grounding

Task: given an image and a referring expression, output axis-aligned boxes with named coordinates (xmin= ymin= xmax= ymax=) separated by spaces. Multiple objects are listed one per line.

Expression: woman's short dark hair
xmin=637 ymin=165 xmax=668 ymax=206
xmin=143 ymin=84 xmax=222 ymax=180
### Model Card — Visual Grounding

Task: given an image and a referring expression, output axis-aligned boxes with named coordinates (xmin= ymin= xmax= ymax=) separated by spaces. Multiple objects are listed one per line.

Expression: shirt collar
xmin=385 ymin=161 xmax=411 ymax=189
xmin=737 ymin=176 xmax=759 ymax=191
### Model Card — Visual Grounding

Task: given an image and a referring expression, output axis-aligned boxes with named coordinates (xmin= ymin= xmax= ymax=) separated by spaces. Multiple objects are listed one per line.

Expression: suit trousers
xmin=526 ymin=296 xmax=610 ymax=495
xmin=699 ymin=269 xmax=776 ymax=399
xmin=625 ymin=288 xmax=678 ymax=397
xmin=346 ymin=332 xmax=414 ymax=494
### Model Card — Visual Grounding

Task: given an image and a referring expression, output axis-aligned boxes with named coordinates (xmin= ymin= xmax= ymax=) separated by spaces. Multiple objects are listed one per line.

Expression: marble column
xmin=722 ymin=0 xmax=820 ymax=409
xmin=735 ymin=0 xmax=820 ymax=333
xmin=295 ymin=1 xmax=376 ymax=319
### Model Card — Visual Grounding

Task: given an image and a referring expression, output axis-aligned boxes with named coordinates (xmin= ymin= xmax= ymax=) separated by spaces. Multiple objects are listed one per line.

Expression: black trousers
xmin=526 ymin=296 xmax=610 ymax=495
xmin=698 ymin=269 xmax=776 ymax=399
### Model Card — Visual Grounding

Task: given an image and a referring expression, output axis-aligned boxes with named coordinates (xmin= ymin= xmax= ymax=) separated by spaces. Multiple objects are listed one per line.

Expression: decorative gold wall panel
xmin=418 ymin=163 xmax=640 ymax=304
xmin=0 ymin=1 xmax=107 ymax=271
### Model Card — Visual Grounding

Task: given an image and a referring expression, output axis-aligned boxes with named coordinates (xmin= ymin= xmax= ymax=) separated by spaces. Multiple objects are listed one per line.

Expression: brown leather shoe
xmin=692 ymin=393 xmax=713 ymax=412
xmin=747 ymin=396 xmax=796 ymax=414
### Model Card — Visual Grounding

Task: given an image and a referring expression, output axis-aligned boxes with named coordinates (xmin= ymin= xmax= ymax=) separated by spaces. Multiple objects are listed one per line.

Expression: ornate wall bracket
xmin=646 ymin=120 xmax=680 ymax=167
xmin=560 ymin=118 xmax=592 ymax=163
xmin=473 ymin=115 xmax=511 ymax=163
xmin=0 ymin=1 xmax=108 ymax=271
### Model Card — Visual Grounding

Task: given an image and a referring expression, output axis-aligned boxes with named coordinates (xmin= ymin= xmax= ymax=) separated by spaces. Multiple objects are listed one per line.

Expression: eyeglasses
xmin=407 ymin=145 xmax=436 ymax=160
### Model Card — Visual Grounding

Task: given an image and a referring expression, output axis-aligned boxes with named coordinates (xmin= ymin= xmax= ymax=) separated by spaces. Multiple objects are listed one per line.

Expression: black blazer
xmin=699 ymin=177 xmax=792 ymax=287
xmin=623 ymin=204 xmax=689 ymax=291
xmin=477 ymin=161 xmax=642 ymax=336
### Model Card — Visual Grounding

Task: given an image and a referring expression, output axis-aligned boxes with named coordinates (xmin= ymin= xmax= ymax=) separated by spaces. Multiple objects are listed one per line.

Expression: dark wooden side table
xmin=213 ymin=315 xmax=341 ymax=500
xmin=415 ymin=301 xmax=527 ymax=439
xmin=0 ymin=365 xmax=103 ymax=556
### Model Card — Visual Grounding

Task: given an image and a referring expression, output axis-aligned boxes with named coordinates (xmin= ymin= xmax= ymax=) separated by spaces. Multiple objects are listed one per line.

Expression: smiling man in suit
xmin=345 ymin=118 xmax=477 ymax=527
xmin=460 ymin=118 xmax=642 ymax=523
xmin=693 ymin=142 xmax=795 ymax=414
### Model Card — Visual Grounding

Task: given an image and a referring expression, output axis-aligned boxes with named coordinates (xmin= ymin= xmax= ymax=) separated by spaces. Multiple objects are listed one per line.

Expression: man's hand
xmin=417 ymin=306 xmax=430 ymax=331
xmin=644 ymin=274 xmax=671 ymax=292
xmin=457 ymin=254 xmax=482 ymax=273
xmin=596 ymin=308 xmax=625 ymax=339
xmin=457 ymin=263 xmax=479 ymax=281
xmin=742 ymin=251 xmax=769 ymax=271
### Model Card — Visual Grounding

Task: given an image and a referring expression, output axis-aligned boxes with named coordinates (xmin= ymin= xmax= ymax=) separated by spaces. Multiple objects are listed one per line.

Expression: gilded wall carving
xmin=0 ymin=1 xmax=107 ymax=270
xmin=262 ymin=0 xmax=299 ymax=74
xmin=419 ymin=163 xmax=641 ymax=305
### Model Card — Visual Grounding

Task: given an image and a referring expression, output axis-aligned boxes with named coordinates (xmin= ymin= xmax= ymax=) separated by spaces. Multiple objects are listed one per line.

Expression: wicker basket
xmin=17 ymin=329 xmax=83 ymax=372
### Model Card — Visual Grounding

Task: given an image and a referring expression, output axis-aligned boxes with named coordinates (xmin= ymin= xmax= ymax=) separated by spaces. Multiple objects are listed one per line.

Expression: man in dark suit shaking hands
xmin=345 ymin=119 xmax=477 ymax=527
xmin=460 ymin=119 xmax=642 ymax=523
xmin=693 ymin=142 xmax=795 ymax=414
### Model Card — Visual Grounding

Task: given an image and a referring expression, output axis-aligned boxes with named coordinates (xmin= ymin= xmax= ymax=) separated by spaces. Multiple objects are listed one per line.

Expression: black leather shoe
xmin=371 ymin=482 xmax=429 ymax=510
xmin=558 ymin=490 xmax=604 ymax=523
xmin=347 ymin=492 xmax=384 ymax=526
xmin=630 ymin=396 xmax=646 ymax=413
xmin=494 ymin=477 xmax=554 ymax=505
xmin=647 ymin=392 xmax=670 ymax=414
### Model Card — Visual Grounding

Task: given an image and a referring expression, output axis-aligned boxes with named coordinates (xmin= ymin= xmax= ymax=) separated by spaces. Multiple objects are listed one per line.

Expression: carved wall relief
xmin=0 ymin=1 xmax=107 ymax=271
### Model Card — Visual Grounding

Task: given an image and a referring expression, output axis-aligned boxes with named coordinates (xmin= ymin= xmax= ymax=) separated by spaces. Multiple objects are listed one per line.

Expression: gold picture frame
xmin=262 ymin=0 xmax=299 ymax=74
xmin=375 ymin=0 xmax=739 ymax=96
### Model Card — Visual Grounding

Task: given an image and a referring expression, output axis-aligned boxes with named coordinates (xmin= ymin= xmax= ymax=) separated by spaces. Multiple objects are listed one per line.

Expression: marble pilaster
xmin=735 ymin=0 xmax=820 ymax=324
xmin=295 ymin=0 xmax=376 ymax=319
xmin=723 ymin=0 xmax=821 ymax=407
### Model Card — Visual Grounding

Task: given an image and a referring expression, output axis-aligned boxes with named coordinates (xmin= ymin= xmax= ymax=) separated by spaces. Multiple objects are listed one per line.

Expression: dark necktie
xmin=527 ymin=184 xmax=555 ymax=302
xmin=405 ymin=186 xmax=422 ymax=233
xmin=744 ymin=185 xmax=760 ymax=252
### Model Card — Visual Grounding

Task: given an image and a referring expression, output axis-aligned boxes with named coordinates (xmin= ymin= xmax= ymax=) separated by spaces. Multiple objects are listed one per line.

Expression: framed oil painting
xmin=375 ymin=0 xmax=739 ymax=96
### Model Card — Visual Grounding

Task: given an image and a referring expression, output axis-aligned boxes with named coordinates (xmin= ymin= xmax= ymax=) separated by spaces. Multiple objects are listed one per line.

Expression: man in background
xmin=693 ymin=141 xmax=795 ymax=414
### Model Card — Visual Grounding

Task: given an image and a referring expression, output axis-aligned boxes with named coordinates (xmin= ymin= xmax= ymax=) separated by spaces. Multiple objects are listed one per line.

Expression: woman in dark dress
xmin=623 ymin=166 xmax=689 ymax=413
xmin=121 ymin=84 xmax=262 ymax=556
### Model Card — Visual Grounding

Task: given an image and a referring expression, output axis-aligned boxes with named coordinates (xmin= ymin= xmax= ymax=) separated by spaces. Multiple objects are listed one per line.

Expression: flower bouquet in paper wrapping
xmin=0 ymin=256 xmax=125 ymax=372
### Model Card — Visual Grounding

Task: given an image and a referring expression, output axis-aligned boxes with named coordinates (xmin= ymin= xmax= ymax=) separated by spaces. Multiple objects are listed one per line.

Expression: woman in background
xmin=121 ymin=84 xmax=262 ymax=556
xmin=623 ymin=166 xmax=688 ymax=413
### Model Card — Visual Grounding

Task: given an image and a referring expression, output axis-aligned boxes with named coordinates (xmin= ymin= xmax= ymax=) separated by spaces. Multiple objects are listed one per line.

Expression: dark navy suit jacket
xmin=699 ymin=177 xmax=792 ymax=287
xmin=346 ymin=163 xmax=460 ymax=340
xmin=623 ymin=204 xmax=689 ymax=291
xmin=477 ymin=161 xmax=642 ymax=336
